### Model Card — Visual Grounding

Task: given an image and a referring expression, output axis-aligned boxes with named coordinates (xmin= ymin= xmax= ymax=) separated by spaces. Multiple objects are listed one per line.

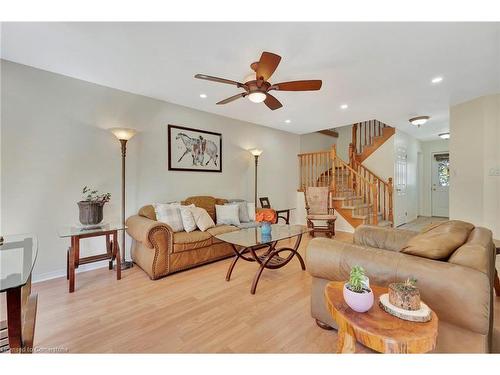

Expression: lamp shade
xmin=109 ymin=127 xmax=137 ymax=141
xmin=249 ymin=148 xmax=263 ymax=156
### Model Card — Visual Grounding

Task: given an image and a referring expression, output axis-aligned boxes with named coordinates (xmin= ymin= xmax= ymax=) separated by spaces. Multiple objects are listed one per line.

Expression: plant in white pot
xmin=343 ymin=265 xmax=374 ymax=313
xmin=78 ymin=186 xmax=111 ymax=225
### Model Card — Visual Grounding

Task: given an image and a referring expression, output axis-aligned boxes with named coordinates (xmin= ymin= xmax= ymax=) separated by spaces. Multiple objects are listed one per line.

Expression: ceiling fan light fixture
xmin=409 ymin=116 xmax=430 ymax=127
xmin=248 ymin=92 xmax=267 ymax=103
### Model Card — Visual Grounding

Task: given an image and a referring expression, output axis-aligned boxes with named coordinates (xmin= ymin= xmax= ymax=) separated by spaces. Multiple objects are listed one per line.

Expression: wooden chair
xmin=304 ymin=187 xmax=336 ymax=237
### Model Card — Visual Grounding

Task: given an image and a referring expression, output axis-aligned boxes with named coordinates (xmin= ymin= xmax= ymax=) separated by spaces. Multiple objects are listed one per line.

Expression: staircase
xmin=350 ymin=120 xmax=395 ymax=163
xmin=298 ymin=121 xmax=395 ymax=228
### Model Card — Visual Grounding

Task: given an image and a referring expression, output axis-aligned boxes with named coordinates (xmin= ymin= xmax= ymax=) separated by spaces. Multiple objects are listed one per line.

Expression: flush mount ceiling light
xmin=199 ymin=94 xmax=207 ymax=98
xmin=431 ymin=76 xmax=443 ymax=84
xmin=439 ymin=132 xmax=450 ymax=139
xmin=285 ymin=119 xmax=291 ymax=124
xmin=340 ymin=104 xmax=348 ymax=110
xmin=409 ymin=116 xmax=430 ymax=127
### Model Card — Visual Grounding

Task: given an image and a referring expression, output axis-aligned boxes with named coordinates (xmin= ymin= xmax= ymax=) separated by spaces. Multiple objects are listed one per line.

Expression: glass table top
xmin=0 ymin=234 xmax=38 ymax=292
xmin=58 ymin=223 xmax=127 ymax=238
xmin=215 ymin=224 xmax=309 ymax=248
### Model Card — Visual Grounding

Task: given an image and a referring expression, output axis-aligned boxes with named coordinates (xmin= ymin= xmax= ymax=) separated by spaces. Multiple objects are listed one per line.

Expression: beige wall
xmin=1 ymin=61 xmax=301 ymax=280
xmin=333 ymin=124 xmax=352 ymax=161
xmin=299 ymin=132 xmax=335 ymax=153
xmin=450 ymin=94 xmax=500 ymax=238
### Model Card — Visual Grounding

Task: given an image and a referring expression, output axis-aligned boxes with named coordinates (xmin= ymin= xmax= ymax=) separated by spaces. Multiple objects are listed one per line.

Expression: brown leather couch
xmin=306 ymin=223 xmax=496 ymax=353
xmin=126 ymin=196 xmax=240 ymax=279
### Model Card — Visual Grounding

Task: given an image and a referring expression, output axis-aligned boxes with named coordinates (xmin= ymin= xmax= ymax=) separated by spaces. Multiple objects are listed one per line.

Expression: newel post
xmin=388 ymin=177 xmax=394 ymax=225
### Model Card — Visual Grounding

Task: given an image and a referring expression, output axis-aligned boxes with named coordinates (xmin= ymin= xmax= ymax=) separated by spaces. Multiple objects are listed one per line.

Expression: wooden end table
xmin=58 ymin=224 xmax=125 ymax=293
xmin=325 ymin=281 xmax=438 ymax=353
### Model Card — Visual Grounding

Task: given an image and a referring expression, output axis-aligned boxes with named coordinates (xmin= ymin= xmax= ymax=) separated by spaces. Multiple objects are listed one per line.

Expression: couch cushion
xmin=207 ymin=225 xmax=239 ymax=243
xmin=173 ymin=230 xmax=213 ymax=253
xmin=139 ymin=205 xmax=157 ymax=221
xmin=448 ymin=227 xmax=494 ymax=274
xmin=401 ymin=220 xmax=474 ymax=260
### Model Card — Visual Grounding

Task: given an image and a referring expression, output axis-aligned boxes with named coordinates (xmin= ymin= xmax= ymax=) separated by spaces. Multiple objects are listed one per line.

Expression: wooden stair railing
xmin=351 ymin=120 xmax=395 ymax=163
xmin=298 ymin=145 xmax=381 ymax=226
xmin=349 ymin=156 xmax=394 ymax=224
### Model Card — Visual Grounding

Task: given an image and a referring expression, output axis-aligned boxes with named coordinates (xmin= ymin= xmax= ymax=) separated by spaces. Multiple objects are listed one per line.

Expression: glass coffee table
xmin=215 ymin=224 xmax=309 ymax=294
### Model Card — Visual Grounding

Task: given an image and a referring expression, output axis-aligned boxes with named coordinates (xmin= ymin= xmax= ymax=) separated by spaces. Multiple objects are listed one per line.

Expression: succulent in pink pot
xmin=343 ymin=265 xmax=374 ymax=313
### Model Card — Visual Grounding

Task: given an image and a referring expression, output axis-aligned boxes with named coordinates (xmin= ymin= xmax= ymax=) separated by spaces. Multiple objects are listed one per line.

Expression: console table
xmin=0 ymin=234 xmax=38 ymax=354
xmin=58 ymin=224 xmax=125 ymax=293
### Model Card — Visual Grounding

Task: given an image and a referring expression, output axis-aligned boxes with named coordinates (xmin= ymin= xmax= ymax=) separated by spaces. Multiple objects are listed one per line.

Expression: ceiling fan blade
xmin=264 ymin=93 xmax=283 ymax=110
xmin=194 ymin=74 xmax=244 ymax=87
xmin=271 ymin=80 xmax=322 ymax=91
xmin=216 ymin=92 xmax=246 ymax=105
xmin=256 ymin=52 xmax=282 ymax=81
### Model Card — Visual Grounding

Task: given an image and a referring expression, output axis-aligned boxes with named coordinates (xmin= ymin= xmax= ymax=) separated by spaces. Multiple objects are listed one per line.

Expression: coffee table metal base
xmin=225 ymin=233 xmax=305 ymax=294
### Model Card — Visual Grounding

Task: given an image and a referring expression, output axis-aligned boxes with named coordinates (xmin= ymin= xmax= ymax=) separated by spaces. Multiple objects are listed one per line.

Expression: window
xmin=437 ymin=159 xmax=450 ymax=187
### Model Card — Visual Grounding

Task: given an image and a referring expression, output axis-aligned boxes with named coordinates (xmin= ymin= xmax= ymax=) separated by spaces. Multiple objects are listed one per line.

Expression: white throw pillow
xmin=216 ymin=204 xmax=241 ymax=226
xmin=190 ymin=206 xmax=215 ymax=232
xmin=179 ymin=204 xmax=196 ymax=232
xmin=153 ymin=203 xmax=184 ymax=232
xmin=247 ymin=202 xmax=256 ymax=221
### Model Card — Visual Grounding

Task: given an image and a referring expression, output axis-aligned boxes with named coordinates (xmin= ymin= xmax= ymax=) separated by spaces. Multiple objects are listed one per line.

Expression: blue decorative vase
xmin=261 ymin=221 xmax=272 ymax=236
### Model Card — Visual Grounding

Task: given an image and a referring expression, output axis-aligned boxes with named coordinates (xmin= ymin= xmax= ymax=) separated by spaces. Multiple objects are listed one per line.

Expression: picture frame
xmin=167 ymin=124 xmax=222 ymax=172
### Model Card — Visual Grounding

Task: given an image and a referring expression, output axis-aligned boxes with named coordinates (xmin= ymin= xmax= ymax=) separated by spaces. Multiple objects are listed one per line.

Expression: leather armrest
xmin=126 ymin=215 xmax=174 ymax=249
xmin=354 ymin=224 xmax=418 ymax=252
xmin=306 ymin=237 xmax=491 ymax=335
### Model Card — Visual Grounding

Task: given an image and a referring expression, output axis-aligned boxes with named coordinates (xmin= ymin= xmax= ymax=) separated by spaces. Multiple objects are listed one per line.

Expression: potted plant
xmin=78 ymin=186 xmax=111 ymax=225
xmin=388 ymin=277 xmax=421 ymax=311
xmin=343 ymin=265 xmax=374 ymax=312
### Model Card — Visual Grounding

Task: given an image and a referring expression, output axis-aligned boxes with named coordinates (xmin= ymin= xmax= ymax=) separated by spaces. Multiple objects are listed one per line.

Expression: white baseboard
xmin=32 ymin=260 xmax=110 ymax=284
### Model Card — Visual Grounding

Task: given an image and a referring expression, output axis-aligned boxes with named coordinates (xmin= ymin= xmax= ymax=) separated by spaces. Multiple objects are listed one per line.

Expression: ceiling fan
xmin=194 ymin=51 xmax=322 ymax=110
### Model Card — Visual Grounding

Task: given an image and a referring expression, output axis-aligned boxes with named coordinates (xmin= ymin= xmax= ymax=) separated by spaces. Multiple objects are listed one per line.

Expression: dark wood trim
xmin=317 ymin=130 xmax=339 ymax=138
xmin=167 ymin=124 xmax=223 ymax=173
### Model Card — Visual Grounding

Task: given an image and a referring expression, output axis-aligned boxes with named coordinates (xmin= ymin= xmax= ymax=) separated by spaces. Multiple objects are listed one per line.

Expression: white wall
xmin=362 ymin=135 xmax=395 ymax=181
xmin=420 ymin=139 xmax=449 ymax=216
xmin=333 ymin=124 xmax=352 ymax=161
xmin=450 ymin=94 xmax=500 ymax=238
xmin=1 ymin=61 xmax=301 ymax=280
xmin=299 ymin=132 xmax=335 ymax=153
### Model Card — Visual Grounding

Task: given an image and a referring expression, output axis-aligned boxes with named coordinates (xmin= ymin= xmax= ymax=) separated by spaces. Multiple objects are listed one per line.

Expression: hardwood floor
xmin=2 ymin=232 xmax=352 ymax=353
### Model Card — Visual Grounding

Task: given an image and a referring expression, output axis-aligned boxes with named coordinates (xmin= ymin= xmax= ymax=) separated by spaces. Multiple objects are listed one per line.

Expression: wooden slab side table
xmin=324 ymin=281 xmax=438 ymax=353
xmin=58 ymin=224 xmax=125 ymax=293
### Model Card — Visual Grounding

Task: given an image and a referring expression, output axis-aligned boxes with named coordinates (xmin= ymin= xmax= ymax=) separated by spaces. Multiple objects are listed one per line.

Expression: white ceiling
xmin=1 ymin=22 xmax=499 ymax=140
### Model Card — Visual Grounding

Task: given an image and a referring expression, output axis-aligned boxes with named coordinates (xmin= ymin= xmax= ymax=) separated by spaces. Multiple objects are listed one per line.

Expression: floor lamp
xmin=249 ymin=149 xmax=263 ymax=205
xmin=109 ymin=127 xmax=137 ymax=270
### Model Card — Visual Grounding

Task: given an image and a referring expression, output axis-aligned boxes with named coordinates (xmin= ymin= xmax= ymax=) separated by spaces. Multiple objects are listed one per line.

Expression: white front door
xmin=431 ymin=153 xmax=450 ymax=217
xmin=394 ymin=146 xmax=408 ymax=226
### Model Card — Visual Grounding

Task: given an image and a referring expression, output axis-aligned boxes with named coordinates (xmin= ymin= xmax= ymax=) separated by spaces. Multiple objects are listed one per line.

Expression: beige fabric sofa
xmin=306 ymin=223 xmax=496 ymax=353
xmin=126 ymin=196 xmax=240 ymax=279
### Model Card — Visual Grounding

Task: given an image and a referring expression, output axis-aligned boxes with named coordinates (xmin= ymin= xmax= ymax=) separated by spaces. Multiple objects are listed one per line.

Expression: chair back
xmin=305 ymin=187 xmax=330 ymax=215
xmin=259 ymin=197 xmax=271 ymax=208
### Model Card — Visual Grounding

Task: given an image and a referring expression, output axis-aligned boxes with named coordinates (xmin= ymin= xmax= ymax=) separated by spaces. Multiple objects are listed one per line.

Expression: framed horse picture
xmin=167 ymin=124 xmax=222 ymax=172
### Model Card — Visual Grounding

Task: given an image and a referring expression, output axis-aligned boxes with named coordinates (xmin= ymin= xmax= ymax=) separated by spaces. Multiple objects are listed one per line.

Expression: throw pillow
xmin=179 ymin=204 xmax=197 ymax=232
xmin=401 ymin=220 xmax=474 ymax=259
xmin=153 ymin=203 xmax=184 ymax=232
xmin=225 ymin=201 xmax=250 ymax=223
xmin=247 ymin=202 xmax=256 ymax=221
xmin=215 ymin=204 xmax=241 ymax=226
xmin=190 ymin=206 xmax=216 ymax=232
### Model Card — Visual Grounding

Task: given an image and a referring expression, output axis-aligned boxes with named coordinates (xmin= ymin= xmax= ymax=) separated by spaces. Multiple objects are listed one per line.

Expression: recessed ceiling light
xmin=199 ymin=94 xmax=207 ymax=98
xmin=431 ymin=76 xmax=443 ymax=84
xmin=340 ymin=104 xmax=348 ymax=110
xmin=409 ymin=116 xmax=430 ymax=127
xmin=439 ymin=132 xmax=450 ymax=139
xmin=285 ymin=119 xmax=291 ymax=124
